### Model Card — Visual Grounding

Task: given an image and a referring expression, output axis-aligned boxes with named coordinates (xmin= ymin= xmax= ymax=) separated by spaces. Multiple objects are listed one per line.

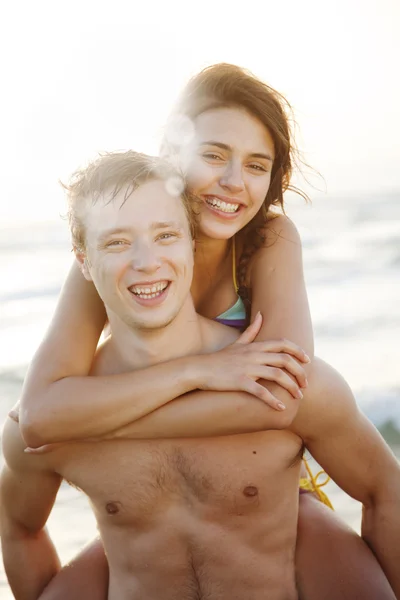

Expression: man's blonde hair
xmin=64 ymin=150 xmax=197 ymax=251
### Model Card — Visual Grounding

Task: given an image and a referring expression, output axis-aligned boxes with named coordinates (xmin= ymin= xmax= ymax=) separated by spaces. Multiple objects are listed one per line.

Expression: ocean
xmin=0 ymin=191 xmax=399 ymax=597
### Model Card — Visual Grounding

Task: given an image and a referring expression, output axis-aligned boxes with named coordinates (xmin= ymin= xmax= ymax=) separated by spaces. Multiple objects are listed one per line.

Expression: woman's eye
xmin=203 ymin=153 xmax=224 ymax=161
xmin=249 ymin=163 xmax=267 ymax=172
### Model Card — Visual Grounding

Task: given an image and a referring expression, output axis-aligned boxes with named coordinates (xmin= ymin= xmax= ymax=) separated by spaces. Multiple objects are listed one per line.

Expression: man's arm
xmin=0 ymin=418 xmax=62 ymax=600
xmin=291 ymin=358 xmax=400 ymax=598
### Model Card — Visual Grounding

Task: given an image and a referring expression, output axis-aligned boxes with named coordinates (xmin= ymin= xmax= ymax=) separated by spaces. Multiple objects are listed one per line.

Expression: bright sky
xmin=0 ymin=0 xmax=399 ymax=224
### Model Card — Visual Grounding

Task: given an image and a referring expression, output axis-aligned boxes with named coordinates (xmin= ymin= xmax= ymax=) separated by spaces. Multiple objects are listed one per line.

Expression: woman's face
xmin=182 ymin=107 xmax=275 ymax=240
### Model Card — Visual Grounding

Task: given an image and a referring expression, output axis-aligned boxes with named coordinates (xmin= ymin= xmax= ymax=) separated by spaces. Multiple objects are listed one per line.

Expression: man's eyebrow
xmin=97 ymin=223 xmax=183 ymax=244
xmin=98 ymin=227 xmax=130 ymax=242
xmin=151 ymin=221 xmax=182 ymax=229
xmin=200 ymin=141 xmax=274 ymax=163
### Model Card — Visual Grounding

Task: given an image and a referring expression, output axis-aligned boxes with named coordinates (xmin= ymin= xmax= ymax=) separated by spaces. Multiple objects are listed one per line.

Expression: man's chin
xmin=128 ymin=311 xmax=179 ymax=332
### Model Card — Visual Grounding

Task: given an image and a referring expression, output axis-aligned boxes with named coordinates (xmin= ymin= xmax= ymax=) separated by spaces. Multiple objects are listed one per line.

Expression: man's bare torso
xmin=44 ymin=320 xmax=304 ymax=599
xmin=51 ymin=430 xmax=303 ymax=599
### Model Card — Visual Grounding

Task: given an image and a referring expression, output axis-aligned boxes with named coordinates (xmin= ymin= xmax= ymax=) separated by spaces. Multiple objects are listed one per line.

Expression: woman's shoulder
xmin=261 ymin=212 xmax=302 ymax=248
xmin=243 ymin=212 xmax=303 ymax=287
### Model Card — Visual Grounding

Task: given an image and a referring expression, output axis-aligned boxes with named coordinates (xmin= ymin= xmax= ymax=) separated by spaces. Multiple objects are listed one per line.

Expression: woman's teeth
xmin=206 ymin=197 xmax=240 ymax=213
xmin=130 ymin=281 xmax=168 ymax=299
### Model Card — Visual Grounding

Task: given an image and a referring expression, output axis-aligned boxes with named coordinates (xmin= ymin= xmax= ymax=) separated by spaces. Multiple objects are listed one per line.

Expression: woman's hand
xmin=197 ymin=312 xmax=310 ymax=410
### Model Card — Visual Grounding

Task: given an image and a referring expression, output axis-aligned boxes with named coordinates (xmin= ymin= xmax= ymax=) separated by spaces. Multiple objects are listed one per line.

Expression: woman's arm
xmin=23 ymin=387 xmax=298 ymax=452
xmin=249 ymin=214 xmax=314 ymax=357
xmin=243 ymin=214 xmax=314 ymax=414
xmin=83 ymin=215 xmax=312 ymax=443
xmin=20 ymin=265 xmax=307 ymax=448
xmin=101 ymin=387 xmax=297 ymax=441
xmin=20 ymin=263 xmax=213 ymax=447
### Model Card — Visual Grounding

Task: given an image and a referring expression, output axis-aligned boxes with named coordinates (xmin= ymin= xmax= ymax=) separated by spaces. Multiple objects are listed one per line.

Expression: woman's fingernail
xmin=304 ymin=354 xmax=311 ymax=363
xmin=302 ymin=379 xmax=308 ymax=388
xmin=296 ymin=390 xmax=303 ymax=399
xmin=277 ymin=403 xmax=286 ymax=410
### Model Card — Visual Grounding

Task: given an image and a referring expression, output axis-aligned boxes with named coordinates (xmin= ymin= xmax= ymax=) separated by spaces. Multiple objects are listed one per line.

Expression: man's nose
xmin=219 ymin=160 xmax=244 ymax=194
xmin=131 ymin=244 xmax=162 ymax=273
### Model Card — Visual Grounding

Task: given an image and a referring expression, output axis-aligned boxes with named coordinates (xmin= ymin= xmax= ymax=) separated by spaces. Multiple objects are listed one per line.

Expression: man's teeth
xmin=206 ymin=197 xmax=240 ymax=213
xmin=131 ymin=282 xmax=168 ymax=298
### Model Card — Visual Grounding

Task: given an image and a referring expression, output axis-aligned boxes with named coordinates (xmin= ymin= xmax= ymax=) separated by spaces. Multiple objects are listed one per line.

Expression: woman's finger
xmin=235 ymin=312 xmax=262 ymax=345
xmin=251 ymin=339 xmax=310 ymax=363
xmin=255 ymin=366 xmax=303 ymax=399
xmin=253 ymin=352 xmax=308 ymax=388
xmin=242 ymin=379 xmax=285 ymax=410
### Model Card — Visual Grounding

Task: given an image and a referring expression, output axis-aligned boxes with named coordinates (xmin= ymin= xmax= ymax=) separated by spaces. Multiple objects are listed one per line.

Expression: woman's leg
xmin=39 ymin=537 xmax=108 ymax=600
xmin=296 ymin=488 xmax=395 ymax=599
xmin=295 ymin=357 xmax=396 ymax=599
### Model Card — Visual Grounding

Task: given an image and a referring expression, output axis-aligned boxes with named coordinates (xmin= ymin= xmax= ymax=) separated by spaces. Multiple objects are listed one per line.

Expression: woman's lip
xmin=128 ymin=282 xmax=171 ymax=307
xmin=203 ymin=194 xmax=244 ymax=206
xmin=202 ymin=196 xmax=244 ymax=219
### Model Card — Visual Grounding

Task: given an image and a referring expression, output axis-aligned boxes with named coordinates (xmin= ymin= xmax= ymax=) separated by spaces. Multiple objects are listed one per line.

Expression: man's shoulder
xmin=199 ymin=316 xmax=240 ymax=352
xmin=1 ymin=417 xmax=50 ymax=474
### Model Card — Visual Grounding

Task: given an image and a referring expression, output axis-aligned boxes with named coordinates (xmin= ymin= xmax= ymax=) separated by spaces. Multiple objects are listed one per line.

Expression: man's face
xmin=80 ymin=179 xmax=194 ymax=331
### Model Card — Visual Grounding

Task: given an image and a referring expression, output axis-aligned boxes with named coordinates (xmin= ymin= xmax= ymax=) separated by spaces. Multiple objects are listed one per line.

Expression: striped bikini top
xmin=214 ymin=238 xmax=247 ymax=330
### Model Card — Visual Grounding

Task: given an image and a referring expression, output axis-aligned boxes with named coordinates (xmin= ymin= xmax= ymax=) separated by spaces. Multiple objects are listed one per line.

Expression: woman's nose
xmin=219 ymin=161 xmax=244 ymax=193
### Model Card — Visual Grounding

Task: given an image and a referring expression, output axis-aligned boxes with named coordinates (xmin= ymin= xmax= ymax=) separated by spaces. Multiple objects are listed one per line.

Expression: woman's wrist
xmin=180 ymin=354 xmax=209 ymax=392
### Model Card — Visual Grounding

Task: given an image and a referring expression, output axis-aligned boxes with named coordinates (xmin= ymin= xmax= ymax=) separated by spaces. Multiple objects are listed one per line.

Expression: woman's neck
xmin=191 ymin=235 xmax=235 ymax=315
xmin=194 ymin=235 xmax=231 ymax=275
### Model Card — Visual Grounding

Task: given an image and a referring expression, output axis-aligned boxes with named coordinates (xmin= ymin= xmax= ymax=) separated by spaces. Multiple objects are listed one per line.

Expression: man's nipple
xmin=105 ymin=501 xmax=121 ymax=515
xmin=243 ymin=485 xmax=258 ymax=497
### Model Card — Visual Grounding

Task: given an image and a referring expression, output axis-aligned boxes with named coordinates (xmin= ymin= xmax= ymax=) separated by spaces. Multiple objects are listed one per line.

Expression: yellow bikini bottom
xmin=299 ymin=458 xmax=334 ymax=510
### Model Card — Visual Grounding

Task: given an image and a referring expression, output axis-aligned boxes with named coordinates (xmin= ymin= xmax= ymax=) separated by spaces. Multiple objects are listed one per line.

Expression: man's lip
xmin=128 ymin=282 xmax=171 ymax=307
xmin=128 ymin=279 xmax=170 ymax=289
xmin=203 ymin=194 xmax=246 ymax=207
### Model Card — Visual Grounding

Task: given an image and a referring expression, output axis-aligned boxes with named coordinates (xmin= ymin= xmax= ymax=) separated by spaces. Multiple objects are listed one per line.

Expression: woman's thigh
xmin=296 ymin=493 xmax=395 ymax=600
xmin=39 ymin=537 xmax=108 ymax=600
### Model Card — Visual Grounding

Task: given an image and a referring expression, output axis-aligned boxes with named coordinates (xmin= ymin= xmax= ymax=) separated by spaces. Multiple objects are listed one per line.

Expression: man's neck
xmin=106 ymin=297 xmax=205 ymax=371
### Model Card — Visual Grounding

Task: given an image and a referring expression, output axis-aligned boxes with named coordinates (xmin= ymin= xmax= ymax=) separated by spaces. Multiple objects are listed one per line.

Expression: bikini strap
xmin=232 ymin=237 xmax=239 ymax=292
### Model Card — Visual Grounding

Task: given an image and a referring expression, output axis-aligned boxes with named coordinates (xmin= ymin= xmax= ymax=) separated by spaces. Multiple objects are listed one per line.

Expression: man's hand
xmin=198 ymin=312 xmax=310 ymax=411
xmin=9 ymin=403 xmax=20 ymax=423
xmin=0 ymin=417 xmax=62 ymax=599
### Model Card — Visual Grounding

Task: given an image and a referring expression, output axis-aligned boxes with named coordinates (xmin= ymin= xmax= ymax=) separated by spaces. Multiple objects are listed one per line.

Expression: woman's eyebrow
xmin=200 ymin=141 xmax=273 ymax=162
xmin=250 ymin=152 xmax=274 ymax=163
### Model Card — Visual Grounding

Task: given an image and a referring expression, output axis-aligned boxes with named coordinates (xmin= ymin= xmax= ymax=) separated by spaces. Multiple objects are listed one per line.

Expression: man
xmin=1 ymin=151 xmax=399 ymax=600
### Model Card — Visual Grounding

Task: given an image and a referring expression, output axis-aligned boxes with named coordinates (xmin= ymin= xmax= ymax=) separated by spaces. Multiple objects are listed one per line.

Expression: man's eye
xmin=106 ymin=240 xmax=126 ymax=247
xmin=157 ymin=232 xmax=177 ymax=241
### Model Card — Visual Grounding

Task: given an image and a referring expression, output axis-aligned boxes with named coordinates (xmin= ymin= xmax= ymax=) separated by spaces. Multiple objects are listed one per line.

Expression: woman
xmin=19 ymin=64 xmax=394 ymax=599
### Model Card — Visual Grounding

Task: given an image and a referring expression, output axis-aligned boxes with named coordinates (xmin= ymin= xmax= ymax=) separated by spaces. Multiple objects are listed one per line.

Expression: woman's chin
xmin=197 ymin=215 xmax=243 ymax=241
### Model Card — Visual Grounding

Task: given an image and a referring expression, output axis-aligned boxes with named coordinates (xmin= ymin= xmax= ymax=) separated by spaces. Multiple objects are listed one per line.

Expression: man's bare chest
xmin=54 ymin=429 xmax=303 ymax=527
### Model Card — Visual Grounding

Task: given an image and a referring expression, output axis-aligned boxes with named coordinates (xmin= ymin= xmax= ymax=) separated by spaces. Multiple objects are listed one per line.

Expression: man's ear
xmin=74 ymin=247 xmax=92 ymax=281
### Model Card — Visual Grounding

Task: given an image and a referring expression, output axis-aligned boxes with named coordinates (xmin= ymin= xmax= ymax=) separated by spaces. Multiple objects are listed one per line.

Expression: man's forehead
xmin=85 ymin=179 xmax=188 ymax=233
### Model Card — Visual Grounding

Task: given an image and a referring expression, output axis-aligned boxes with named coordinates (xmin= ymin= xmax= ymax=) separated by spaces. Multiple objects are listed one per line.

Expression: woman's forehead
xmin=193 ymin=107 xmax=275 ymax=155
